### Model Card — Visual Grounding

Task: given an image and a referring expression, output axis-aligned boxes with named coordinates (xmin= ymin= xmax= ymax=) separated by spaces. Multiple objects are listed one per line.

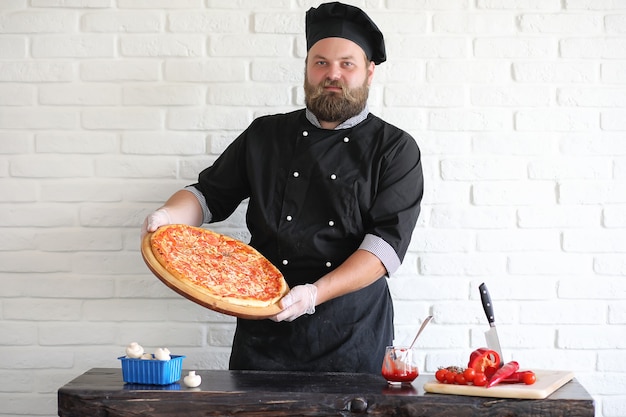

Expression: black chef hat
xmin=305 ymin=2 xmax=386 ymax=65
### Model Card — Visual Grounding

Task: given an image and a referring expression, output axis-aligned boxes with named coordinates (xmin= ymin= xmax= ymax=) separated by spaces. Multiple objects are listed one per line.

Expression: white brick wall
xmin=1 ymin=1 xmax=625 ymax=416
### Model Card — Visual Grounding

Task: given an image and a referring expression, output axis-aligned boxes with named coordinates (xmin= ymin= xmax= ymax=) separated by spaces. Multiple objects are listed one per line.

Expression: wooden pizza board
xmin=141 ymin=232 xmax=288 ymax=320
xmin=423 ymin=370 xmax=574 ymax=399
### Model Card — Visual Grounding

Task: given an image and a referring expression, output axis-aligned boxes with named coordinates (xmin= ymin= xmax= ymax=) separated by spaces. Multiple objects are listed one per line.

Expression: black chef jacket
xmin=191 ymin=109 xmax=423 ymax=374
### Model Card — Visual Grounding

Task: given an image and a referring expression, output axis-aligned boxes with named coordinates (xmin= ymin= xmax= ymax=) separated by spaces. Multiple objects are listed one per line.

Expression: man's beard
xmin=304 ymin=78 xmax=369 ymax=124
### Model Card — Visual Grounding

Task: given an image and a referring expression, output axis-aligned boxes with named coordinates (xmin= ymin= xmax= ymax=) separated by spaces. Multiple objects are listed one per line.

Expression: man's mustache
xmin=322 ymin=80 xmax=345 ymax=90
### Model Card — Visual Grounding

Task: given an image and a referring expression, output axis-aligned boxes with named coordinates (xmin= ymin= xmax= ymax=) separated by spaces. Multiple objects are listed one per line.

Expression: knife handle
xmin=479 ymin=283 xmax=496 ymax=326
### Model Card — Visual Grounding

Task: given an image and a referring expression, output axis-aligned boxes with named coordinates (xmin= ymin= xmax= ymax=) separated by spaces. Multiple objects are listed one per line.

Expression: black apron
xmin=229 ymin=277 xmax=393 ymax=373
xmin=192 ymin=110 xmax=423 ymax=373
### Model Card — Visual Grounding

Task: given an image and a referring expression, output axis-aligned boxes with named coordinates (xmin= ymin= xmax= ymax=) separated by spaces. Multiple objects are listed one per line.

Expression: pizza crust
xmin=149 ymin=225 xmax=287 ymax=309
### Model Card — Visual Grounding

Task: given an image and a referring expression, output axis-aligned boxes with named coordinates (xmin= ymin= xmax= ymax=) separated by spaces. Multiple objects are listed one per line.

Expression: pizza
xmin=149 ymin=224 xmax=288 ymax=308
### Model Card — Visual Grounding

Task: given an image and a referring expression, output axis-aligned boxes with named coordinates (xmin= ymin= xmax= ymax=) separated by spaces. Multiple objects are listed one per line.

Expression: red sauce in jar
xmin=382 ymin=367 xmax=419 ymax=383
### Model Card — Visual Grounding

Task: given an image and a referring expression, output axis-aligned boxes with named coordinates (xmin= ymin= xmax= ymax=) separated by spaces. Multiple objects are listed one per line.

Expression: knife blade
xmin=479 ymin=282 xmax=503 ymax=362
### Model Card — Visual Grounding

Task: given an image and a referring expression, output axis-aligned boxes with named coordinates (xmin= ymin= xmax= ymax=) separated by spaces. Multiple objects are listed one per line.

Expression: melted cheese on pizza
xmin=150 ymin=225 xmax=286 ymax=307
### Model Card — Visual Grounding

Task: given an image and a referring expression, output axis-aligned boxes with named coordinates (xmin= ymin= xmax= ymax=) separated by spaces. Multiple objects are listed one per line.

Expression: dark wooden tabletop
xmin=58 ymin=368 xmax=594 ymax=417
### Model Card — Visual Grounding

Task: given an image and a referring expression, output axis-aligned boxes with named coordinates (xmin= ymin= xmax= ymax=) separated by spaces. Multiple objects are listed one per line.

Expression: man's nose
xmin=326 ymin=63 xmax=342 ymax=80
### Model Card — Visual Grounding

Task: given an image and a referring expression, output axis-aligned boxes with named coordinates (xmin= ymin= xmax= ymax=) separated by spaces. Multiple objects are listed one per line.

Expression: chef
xmin=142 ymin=1 xmax=423 ymax=374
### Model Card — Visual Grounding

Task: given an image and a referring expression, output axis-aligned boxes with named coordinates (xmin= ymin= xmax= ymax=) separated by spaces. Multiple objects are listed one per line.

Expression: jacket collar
xmin=305 ymin=105 xmax=369 ymax=130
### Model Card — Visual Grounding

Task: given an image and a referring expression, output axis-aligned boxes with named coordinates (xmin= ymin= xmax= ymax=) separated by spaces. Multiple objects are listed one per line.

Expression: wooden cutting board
xmin=141 ymin=232 xmax=287 ymax=320
xmin=423 ymin=370 xmax=574 ymax=399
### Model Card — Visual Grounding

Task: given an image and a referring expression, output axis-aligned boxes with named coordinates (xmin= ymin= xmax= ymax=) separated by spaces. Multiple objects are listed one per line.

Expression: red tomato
xmin=463 ymin=367 xmax=476 ymax=383
xmin=472 ymin=372 xmax=488 ymax=387
xmin=435 ymin=369 xmax=447 ymax=383
xmin=445 ymin=370 xmax=457 ymax=384
xmin=454 ymin=373 xmax=467 ymax=385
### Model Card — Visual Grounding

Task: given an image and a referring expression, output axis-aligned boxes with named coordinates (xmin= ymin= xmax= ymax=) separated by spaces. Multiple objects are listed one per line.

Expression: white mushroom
xmin=154 ymin=347 xmax=171 ymax=361
xmin=184 ymin=371 xmax=202 ymax=388
xmin=125 ymin=342 xmax=144 ymax=359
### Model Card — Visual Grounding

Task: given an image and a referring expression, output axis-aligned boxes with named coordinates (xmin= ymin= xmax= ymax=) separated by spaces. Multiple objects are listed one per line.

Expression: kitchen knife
xmin=479 ymin=282 xmax=503 ymax=362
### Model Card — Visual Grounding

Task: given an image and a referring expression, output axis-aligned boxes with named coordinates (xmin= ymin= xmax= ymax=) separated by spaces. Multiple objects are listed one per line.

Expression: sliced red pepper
xmin=486 ymin=361 xmax=520 ymax=388
xmin=501 ymin=370 xmax=536 ymax=385
xmin=467 ymin=348 xmax=501 ymax=373
xmin=484 ymin=365 xmax=498 ymax=380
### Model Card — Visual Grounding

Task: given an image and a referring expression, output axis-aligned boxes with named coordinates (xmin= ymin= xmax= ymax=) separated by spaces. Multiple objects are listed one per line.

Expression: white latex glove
xmin=141 ymin=208 xmax=172 ymax=238
xmin=271 ymin=284 xmax=317 ymax=322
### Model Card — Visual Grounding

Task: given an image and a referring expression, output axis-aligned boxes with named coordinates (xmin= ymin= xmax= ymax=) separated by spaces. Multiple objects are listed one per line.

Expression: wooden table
xmin=58 ymin=368 xmax=594 ymax=417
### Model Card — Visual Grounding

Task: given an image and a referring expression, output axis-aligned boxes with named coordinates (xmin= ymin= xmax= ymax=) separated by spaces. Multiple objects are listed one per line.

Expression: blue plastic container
xmin=118 ymin=355 xmax=185 ymax=385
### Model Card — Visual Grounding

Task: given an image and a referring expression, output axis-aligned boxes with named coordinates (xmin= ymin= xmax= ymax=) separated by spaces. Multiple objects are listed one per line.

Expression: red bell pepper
xmin=467 ymin=348 xmax=501 ymax=373
xmin=501 ymin=370 xmax=536 ymax=385
xmin=484 ymin=365 xmax=498 ymax=380
xmin=486 ymin=361 xmax=520 ymax=388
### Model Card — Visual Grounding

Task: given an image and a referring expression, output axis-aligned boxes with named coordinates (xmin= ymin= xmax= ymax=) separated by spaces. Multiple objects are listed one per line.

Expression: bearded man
xmin=142 ymin=2 xmax=423 ymax=373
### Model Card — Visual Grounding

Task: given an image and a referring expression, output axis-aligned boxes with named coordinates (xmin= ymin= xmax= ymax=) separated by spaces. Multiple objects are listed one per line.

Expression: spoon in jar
xmin=408 ymin=315 xmax=433 ymax=349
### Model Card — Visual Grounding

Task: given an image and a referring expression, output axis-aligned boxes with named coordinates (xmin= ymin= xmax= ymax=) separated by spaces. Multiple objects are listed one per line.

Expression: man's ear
xmin=367 ymin=61 xmax=375 ymax=85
